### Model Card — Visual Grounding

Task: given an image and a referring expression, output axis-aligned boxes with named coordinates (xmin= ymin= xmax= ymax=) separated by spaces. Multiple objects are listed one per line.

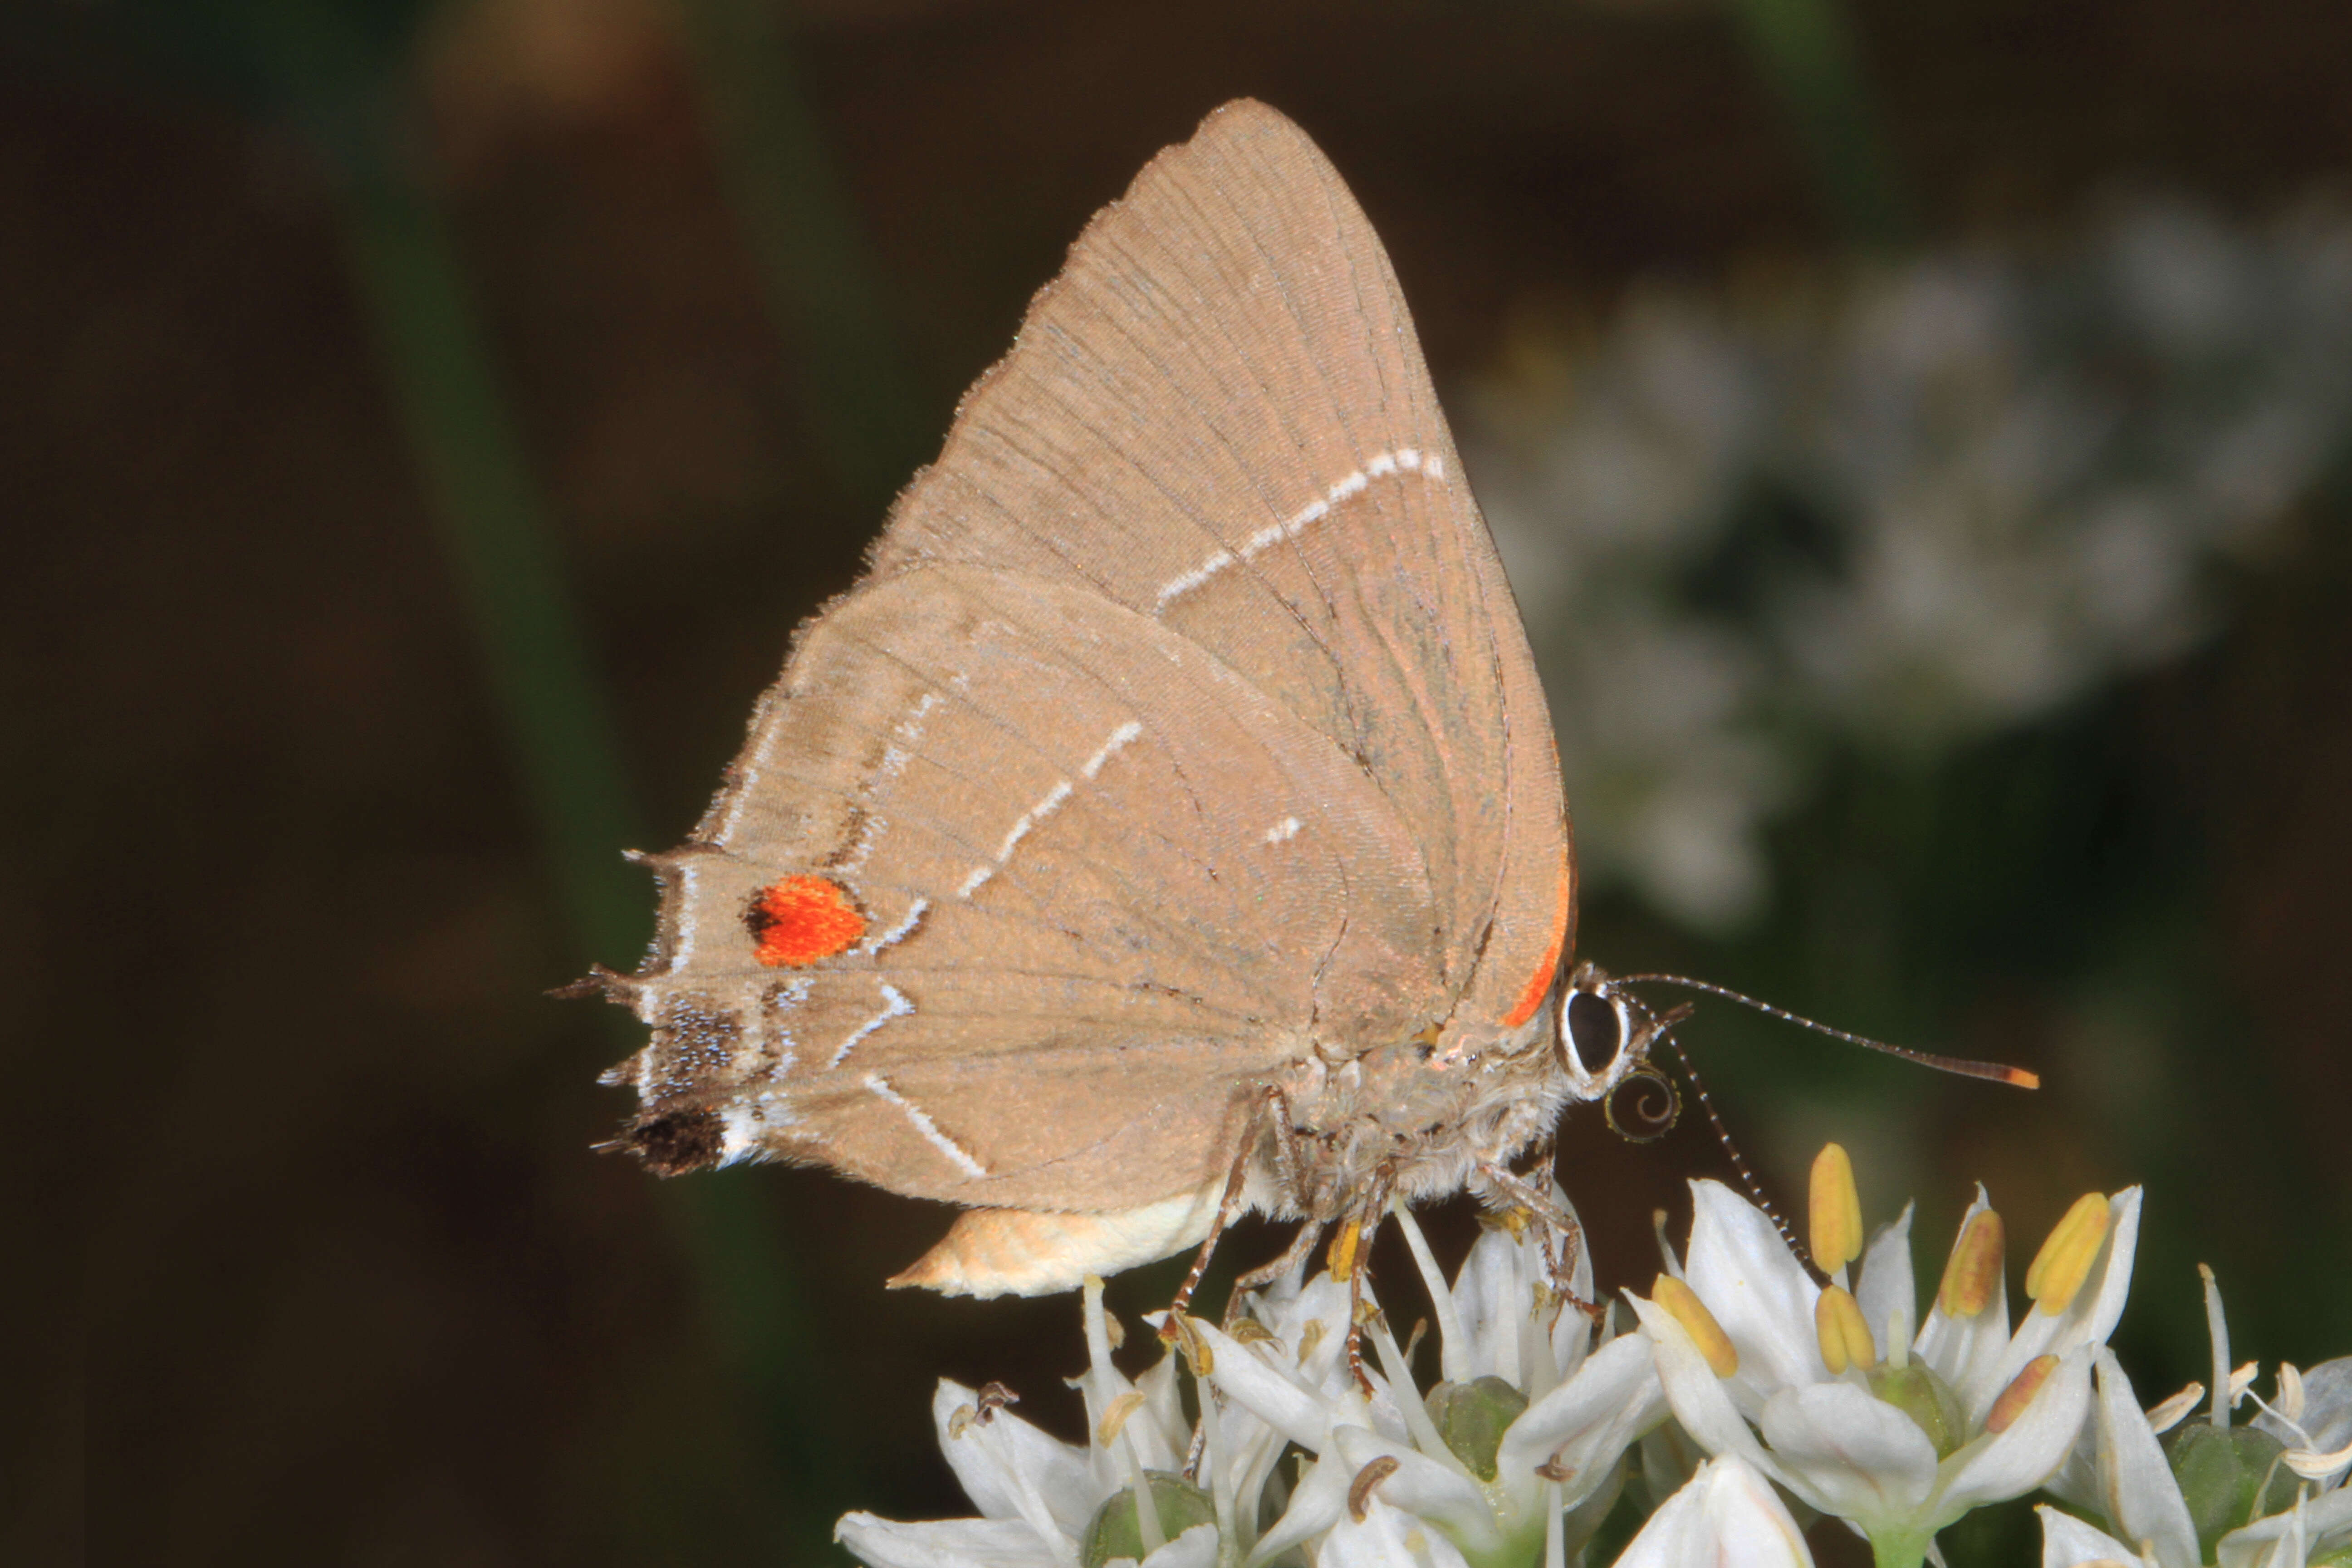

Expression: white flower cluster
xmin=1462 ymin=198 xmax=2352 ymax=928
xmin=833 ymin=1147 xmax=2351 ymax=1568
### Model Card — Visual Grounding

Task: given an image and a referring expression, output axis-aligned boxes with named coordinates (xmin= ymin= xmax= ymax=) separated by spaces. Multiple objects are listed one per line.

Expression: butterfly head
xmin=1553 ymin=964 xmax=1681 ymax=1138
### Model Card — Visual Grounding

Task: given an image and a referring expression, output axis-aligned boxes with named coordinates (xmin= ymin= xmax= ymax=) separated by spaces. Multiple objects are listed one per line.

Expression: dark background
xmin=27 ymin=0 xmax=2350 ymax=1563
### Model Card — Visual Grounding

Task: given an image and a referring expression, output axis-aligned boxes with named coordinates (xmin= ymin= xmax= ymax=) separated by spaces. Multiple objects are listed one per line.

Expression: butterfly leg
xmin=1222 ymin=1219 xmax=1327 ymax=1330
xmin=1167 ymin=1085 xmax=1285 ymax=1331
xmin=1475 ymin=1161 xmax=1605 ymax=1327
xmin=1338 ymin=1164 xmax=1397 ymax=1396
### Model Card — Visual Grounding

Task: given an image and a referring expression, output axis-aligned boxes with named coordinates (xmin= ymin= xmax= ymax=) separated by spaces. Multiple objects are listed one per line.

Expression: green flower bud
xmin=1426 ymin=1375 xmax=1530 ymax=1481
xmin=2163 ymin=1421 xmax=2300 ymax=1560
xmin=1080 ymin=1473 xmax=1217 ymax=1568
xmin=1866 ymin=1360 xmax=1967 ymax=1459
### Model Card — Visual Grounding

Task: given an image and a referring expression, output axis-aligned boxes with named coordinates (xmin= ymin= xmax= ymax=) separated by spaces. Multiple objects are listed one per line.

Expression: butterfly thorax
xmin=1261 ymin=1010 xmax=1570 ymax=1223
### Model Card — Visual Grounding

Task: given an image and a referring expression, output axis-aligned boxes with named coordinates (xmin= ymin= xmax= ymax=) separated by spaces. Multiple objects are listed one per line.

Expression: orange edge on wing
xmin=1502 ymin=867 xmax=1575 ymax=1029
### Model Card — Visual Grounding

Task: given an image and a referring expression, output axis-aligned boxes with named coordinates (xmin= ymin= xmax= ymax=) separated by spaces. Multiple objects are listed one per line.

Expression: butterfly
xmin=583 ymin=100 xmax=2004 ymax=1314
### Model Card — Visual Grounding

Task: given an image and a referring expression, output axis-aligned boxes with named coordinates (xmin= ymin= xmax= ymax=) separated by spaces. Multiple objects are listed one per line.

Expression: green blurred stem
xmin=1726 ymin=0 xmax=1914 ymax=246
xmin=338 ymin=166 xmax=645 ymax=959
xmin=338 ymin=165 xmax=845 ymax=1542
xmin=673 ymin=0 xmax=925 ymax=506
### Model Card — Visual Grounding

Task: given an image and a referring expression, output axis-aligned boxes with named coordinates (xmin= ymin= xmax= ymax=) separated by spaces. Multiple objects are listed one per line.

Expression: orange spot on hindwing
xmin=747 ymin=875 xmax=866 ymax=966
xmin=1503 ymin=866 xmax=1574 ymax=1029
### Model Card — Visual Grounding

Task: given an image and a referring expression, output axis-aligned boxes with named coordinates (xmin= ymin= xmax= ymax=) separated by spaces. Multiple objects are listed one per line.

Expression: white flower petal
xmin=1240 ymin=1272 xmax=1357 ymax=1373
xmin=1081 ymin=1282 xmax=1167 ymax=1495
xmin=1247 ymin=1444 xmax=1352 ymax=1567
xmin=1991 ymin=1189 xmax=2141 ymax=1412
xmin=1855 ymin=1201 xmax=1919 ymax=1364
xmin=1217 ymin=1400 xmax=1294 ymax=1530
xmin=932 ymin=1381 xmax=1095 ymax=1548
xmin=2310 ymin=1357 xmax=2352 ymax=1446
xmin=1131 ymin=1352 xmax=1191 ymax=1475
xmin=2217 ymin=1486 xmax=2352 ymax=1568
xmin=2257 ymin=1354 xmax=2352 ymax=1457
xmin=1935 ymin=1349 xmax=2095 ymax=1521
xmin=1078 ymin=1359 xmax=1185 ymax=1495
xmin=2082 ymin=1188 xmax=2144 ymax=1343
xmin=1331 ymin=1425 xmax=1504 ymax=1555
xmin=1757 ymin=1380 xmax=1941 ymax=1524
xmin=2034 ymin=1502 xmax=2152 ymax=1567
xmin=2089 ymin=1348 xmax=2200 ymax=1568
xmin=1200 ymin=1302 xmax=1318 ymax=1524
xmin=837 ymin=1513 xmax=1062 ymax=1568
xmin=1394 ymin=1206 xmax=1478 ymax=1389
xmin=1626 ymin=1292 xmax=1816 ymax=1504
xmin=1614 ymin=1456 xmax=1817 ymax=1568
xmin=1637 ymin=1417 xmax=1707 ymax=1512
xmin=2041 ymin=1399 xmax=2104 ymax=1516
xmin=1492 ymin=1332 xmax=1667 ymax=1517
xmin=1315 ymin=1494 xmax=1475 ymax=1568
xmin=1685 ymin=1180 xmax=1827 ymax=1398
xmin=1917 ymin=1187 xmax=2015 ymax=1416
xmin=1193 ymin=1321 xmax=1351 ymax=1454
xmin=1135 ymin=1523 xmax=1221 ymax=1568
xmin=1532 ymin=1186 xmax=1601 ymax=1387
xmin=1454 ymin=1220 xmax=1537 ymax=1386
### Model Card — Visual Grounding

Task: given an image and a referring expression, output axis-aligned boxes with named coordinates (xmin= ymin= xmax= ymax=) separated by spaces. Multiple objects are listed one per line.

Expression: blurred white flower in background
xmin=1465 ymin=197 xmax=2352 ymax=928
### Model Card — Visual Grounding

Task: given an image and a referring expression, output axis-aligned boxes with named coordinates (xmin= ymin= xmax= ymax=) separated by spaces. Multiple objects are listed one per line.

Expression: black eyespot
xmin=620 ymin=1109 xmax=725 ymax=1176
xmin=1565 ymin=990 xmax=1624 ymax=1075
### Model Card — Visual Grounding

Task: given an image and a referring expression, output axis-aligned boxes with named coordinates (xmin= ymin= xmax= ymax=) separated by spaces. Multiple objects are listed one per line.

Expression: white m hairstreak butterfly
xmin=585 ymin=100 xmax=2027 ymax=1302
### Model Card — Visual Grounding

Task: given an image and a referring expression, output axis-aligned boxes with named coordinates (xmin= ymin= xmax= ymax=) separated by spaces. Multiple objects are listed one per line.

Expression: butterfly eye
xmin=1563 ymin=989 xmax=1626 ymax=1078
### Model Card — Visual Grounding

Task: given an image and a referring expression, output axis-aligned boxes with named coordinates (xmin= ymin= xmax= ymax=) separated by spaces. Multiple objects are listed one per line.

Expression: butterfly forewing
xmin=607 ymin=100 xmax=1569 ymax=1223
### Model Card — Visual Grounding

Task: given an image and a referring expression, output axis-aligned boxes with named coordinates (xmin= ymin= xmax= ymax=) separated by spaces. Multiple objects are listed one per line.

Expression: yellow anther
xmin=1809 ymin=1143 xmax=1864 ymax=1272
xmin=1937 ymin=1210 xmax=2006 ymax=1319
xmin=1484 ymin=1205 xmax=1533 ymax=1239
xmin=1328 ymin=1221 xmax=1363 ymax=1280
xmin=1815 ymin=1285 xmax=1878 ymax=1375
xmin=1653 ymin=1274 xmax=1740 ymax=1377
xmin=1985 ymin=1353 xmax=2060 ymax=1433
xmin=1096 ymin=1391 xmax=1145 ymax=1448
xmin=2025 ymin=1192 xmax=2111 ymax=1316
xmin=1165 ymin=1314 xmax=1214 ymax=1375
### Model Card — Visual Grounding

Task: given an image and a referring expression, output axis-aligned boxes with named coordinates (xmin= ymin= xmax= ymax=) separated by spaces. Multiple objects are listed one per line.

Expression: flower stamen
xmin=1986 ymin=1353 xmax=2061 ymax=1433
xmin=1654 ymin=1274 xmax=1740 ymax=1376
xmin=1816 ymin=1284 xmax=1879 ymax=1374
xmin=2025 ymin=1192 xmax=2110 ymax=1315
xmin=1348 ymin=1456 xmax=1401 ymax=1523
xmin=1328 ymin=1220 xmax=1364 ymax=1280
xmin=1810 ymin=1143 xmax=1864 ymax=1273
xmin=2146 ymin=1382 xmax=2206 ymax=1434
xmin=1937 ymin=1209 xmax=2005 ymax=1318
xmin=1096 ymin=1391 xmax=1145 ymax=1448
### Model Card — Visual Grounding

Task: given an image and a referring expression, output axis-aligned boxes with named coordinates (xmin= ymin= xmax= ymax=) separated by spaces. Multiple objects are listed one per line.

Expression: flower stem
xmin=1870 ymin=1529 xmax=1930 ymax=1568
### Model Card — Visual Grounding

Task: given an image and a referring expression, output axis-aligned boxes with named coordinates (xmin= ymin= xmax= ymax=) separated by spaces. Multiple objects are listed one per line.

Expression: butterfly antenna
xmin=1617 ymin=974 xmax=2039 ymax=1089
xmin=1651 ymin=1019 xmax=1819 ymax=1276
